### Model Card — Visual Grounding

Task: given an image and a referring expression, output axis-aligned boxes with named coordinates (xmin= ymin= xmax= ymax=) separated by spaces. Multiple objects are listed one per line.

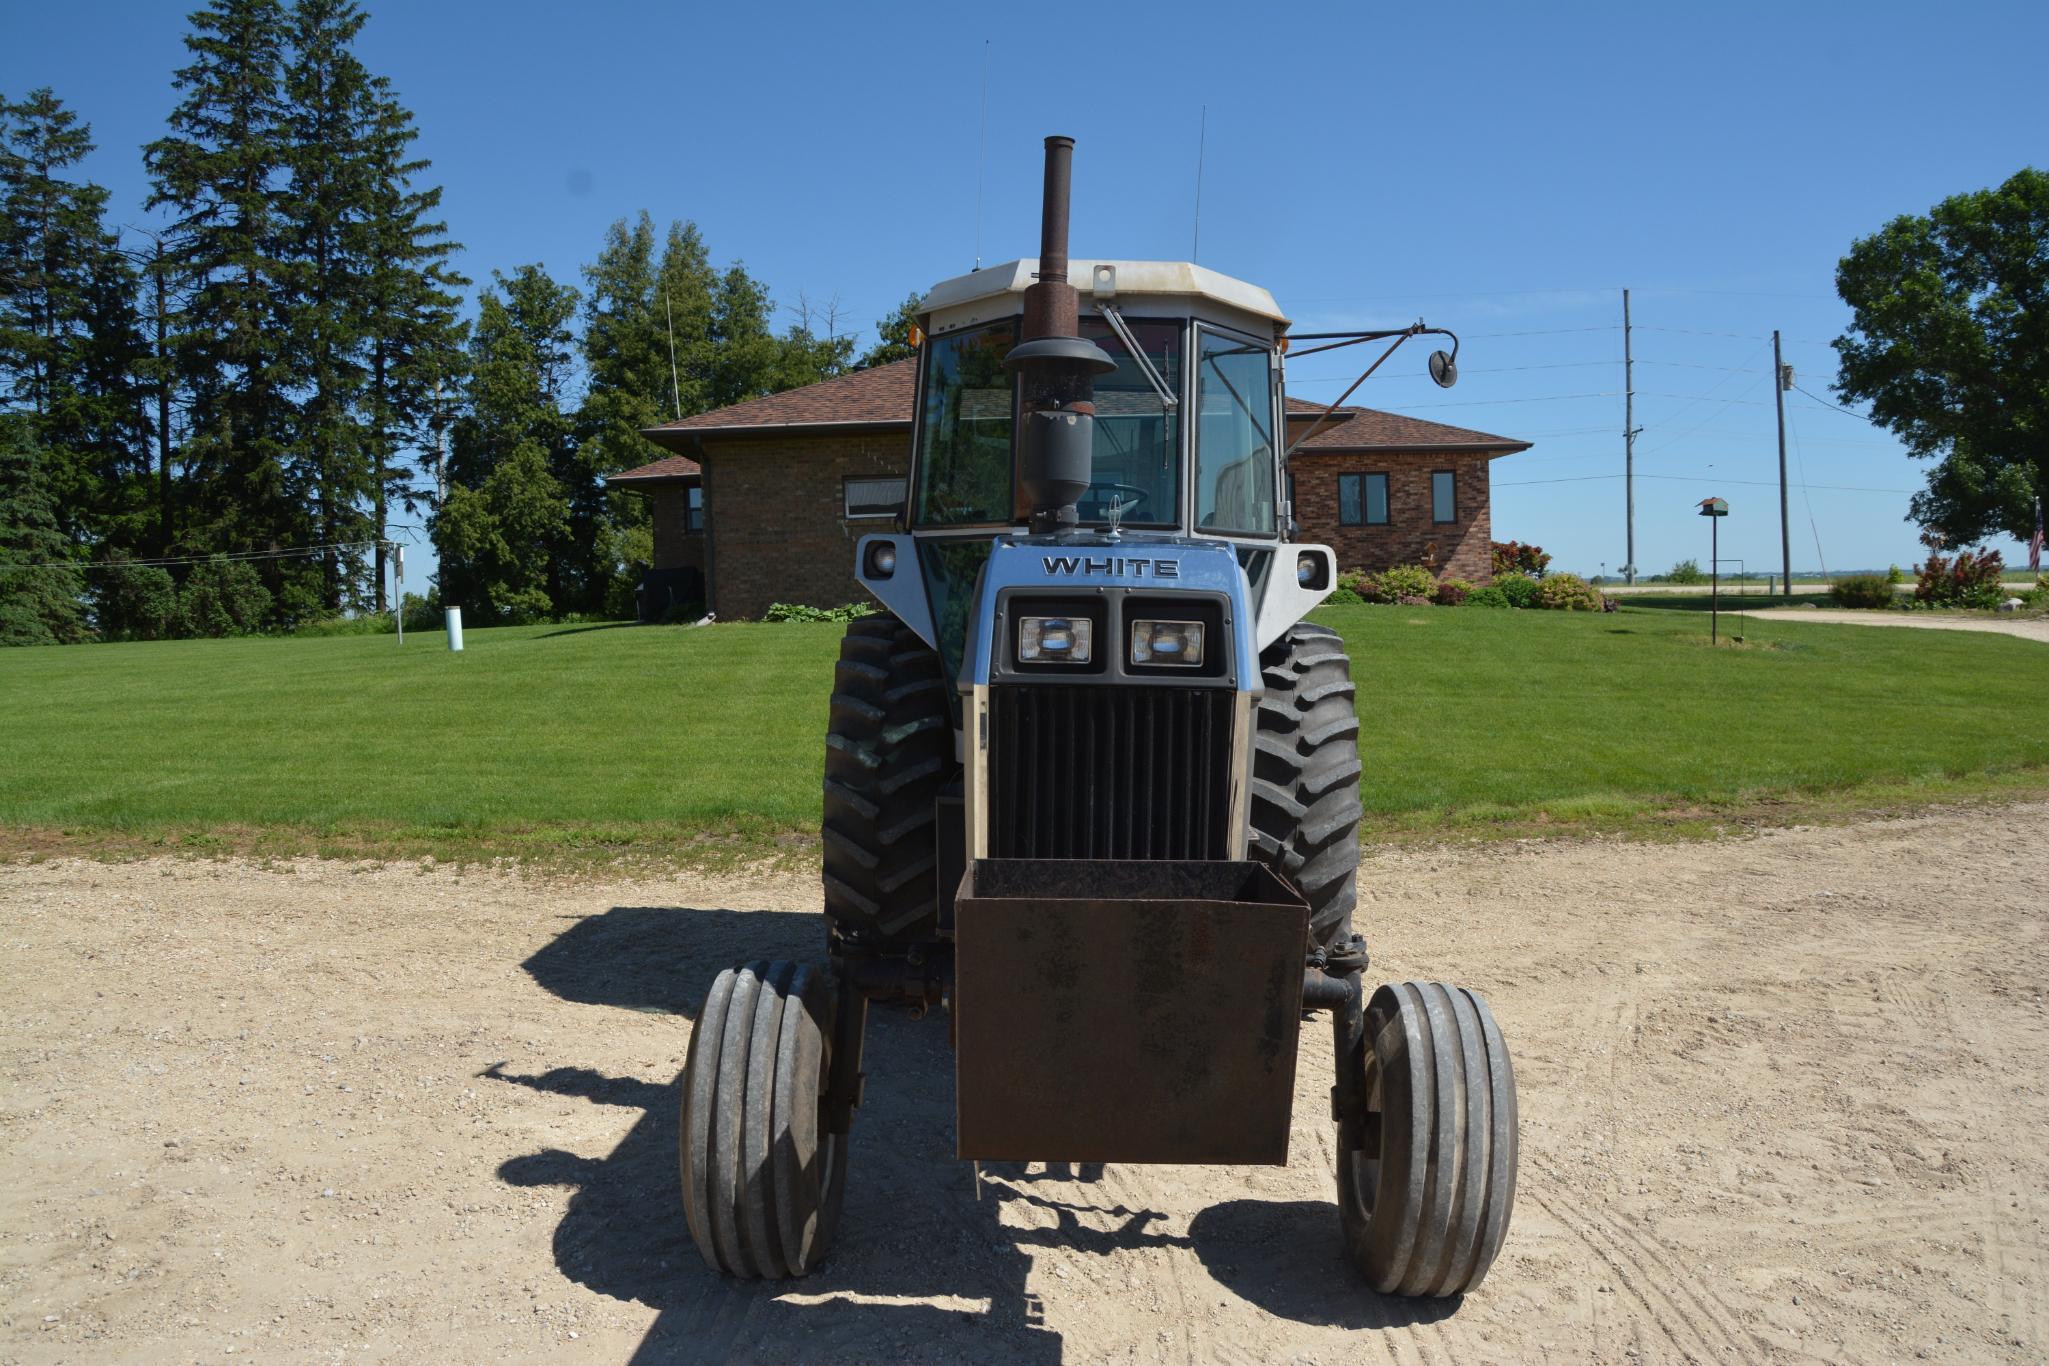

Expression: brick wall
xmin=1288 ymin=451 xmax=1496 ymax=582
xmin=648 ymin=483 xmax=706 ymax=573
xmin=700 ymin=434 xmax=909 ymax=619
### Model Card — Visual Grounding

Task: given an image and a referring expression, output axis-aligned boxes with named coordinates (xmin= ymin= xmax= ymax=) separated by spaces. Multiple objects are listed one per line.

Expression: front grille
xmin=989 ymin=685 xmax=1235 ymax=860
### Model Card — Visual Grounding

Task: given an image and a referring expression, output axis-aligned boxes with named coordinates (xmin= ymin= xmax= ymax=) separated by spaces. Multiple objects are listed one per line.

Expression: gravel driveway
xmin=5 ymin=805 xmax=2047 ymax=1362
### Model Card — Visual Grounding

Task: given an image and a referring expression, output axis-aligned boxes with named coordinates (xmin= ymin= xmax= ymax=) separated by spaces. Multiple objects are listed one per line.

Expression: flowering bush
xmin=1373 ymin=564 xmax=1439 ymax=603
xmin=1913 ymin=542 xmax=2005 ymax=609
xmin=1491 ymin=540 xmax=1551 ymax=578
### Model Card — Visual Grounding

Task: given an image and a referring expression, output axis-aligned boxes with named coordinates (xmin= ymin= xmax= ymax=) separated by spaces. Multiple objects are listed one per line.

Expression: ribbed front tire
xmin=680 ymin=962 xmax=848 ymax=1278
xmin=1248 ymin=621 xmax=1363 ymax=949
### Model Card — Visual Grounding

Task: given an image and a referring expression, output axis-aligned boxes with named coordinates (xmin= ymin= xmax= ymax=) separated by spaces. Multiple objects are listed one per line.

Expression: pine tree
xmin=279 ymin=0 xmax=377 ymax=612
xmin=144 ymin=0 xmax=306 ymax=618
xmin=358 ymin=75 xmax=464 ymax=612
xmin=439 ymin=265 xmax=578 ymax=619
xmin=0 ymin=89 xmax=151 ymax=551
xmin=708 ymin=263 xmax=783 ymax=409
xmin=0 ymin=415 xmax=89 ymax=645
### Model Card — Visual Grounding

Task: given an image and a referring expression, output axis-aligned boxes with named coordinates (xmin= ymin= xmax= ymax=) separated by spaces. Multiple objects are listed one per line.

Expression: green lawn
xmin=1 ymin=604 xmax=2043 ymax=863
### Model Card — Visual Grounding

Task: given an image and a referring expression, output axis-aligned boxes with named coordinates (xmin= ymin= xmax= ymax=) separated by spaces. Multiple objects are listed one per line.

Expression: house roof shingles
xmin=612 ymin=356 xmax=1526 ymax=483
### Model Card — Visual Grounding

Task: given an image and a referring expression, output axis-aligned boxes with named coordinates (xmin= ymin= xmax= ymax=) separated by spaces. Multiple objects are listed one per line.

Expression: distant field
xmin=1 ymin=604 xmax=2044 ymax=863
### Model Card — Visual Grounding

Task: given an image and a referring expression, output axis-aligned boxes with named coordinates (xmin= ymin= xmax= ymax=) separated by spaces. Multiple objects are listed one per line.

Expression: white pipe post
xmin=393 ymin=544 xmax=404 ymax=646
xmin=445 ymin=606 xmax=464 ymax=652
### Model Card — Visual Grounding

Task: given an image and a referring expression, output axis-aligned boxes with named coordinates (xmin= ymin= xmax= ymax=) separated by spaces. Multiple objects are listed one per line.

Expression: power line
xmin=0 ymin=539 xmax=388 ymax=573
xmin=1497 ymin=471 xmax=1909 ymax=494
xmin=1792 ymin=384 xmax=1870 ymax=419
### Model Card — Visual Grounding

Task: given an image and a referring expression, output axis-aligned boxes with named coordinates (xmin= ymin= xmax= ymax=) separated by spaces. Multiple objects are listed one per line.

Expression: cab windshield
xmin=912 ymin=316 xmax=1184 ymax=529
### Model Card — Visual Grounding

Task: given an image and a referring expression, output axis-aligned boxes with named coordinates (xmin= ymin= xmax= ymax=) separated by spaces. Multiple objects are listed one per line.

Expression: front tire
xmin=680 ymin=962 xmax=848 ymax=1278
xmin=1249 ymin=621 xmax=1363 ymax=949
xmin=1337 ymin=981 xmax=1518 ymax=1297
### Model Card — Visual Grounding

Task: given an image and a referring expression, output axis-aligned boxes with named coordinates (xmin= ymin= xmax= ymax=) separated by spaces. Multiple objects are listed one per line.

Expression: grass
xmin=1 ymin=603 xmax=2044 ymax=867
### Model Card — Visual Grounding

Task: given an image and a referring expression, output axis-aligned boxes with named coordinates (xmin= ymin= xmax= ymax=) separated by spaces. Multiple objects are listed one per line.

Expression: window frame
xmin=685 ymin=483 xmax=704 ymax=533
xmin=1431 ymin=468 xmax=1458 ymax=525
xmin=842 ymin=474 xmax=907 ymax=522
xmin=1337 ymin=471 xmax=1390 ymax=527
xmin=1190 ymin=321 xmax=1283 ymax=540
xmin=1073 ymin=313 xmax=1185 ymax=531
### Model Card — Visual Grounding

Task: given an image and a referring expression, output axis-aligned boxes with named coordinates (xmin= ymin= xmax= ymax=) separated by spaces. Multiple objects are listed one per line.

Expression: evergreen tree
xmin=579 ymin=213 xmax=667 ymax=614
xmin=439 ymin=265 xmax=578 ymax=618
xmin=708 ymin=263 xmax=783 ymax=409
xmin=0 ymin=415 xmax=89 ymax=645
xmin=358 ymin=75 xmax=464 ymax=611
xmin=0 ymin=89 xmax=151 ymax=551
xmin=144 ymin=0 xmax=308 ymax=617
xmin=859 ymin=291 xmax=925 ymax=368
xmin=279 ymin=0 xmax=378 ymax=612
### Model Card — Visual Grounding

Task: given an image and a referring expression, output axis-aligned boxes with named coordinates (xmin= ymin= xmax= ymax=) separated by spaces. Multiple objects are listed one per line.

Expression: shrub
xmin=1664 ymin=558 xmax=1707 ymax=585
xmin=764 ymin=601 xmax=875 ymax=624
xmin=1886 ymin=564 xmax=1906 ymax=586
xmin=1830 ymin=574 xmax=1895 ymax=609
xmin=1913 ymin=544 xmax=2005 ymax=609
xmin=1533 ymin=571 xmax=1603 ymax=611
xmin=1490 ymin=540 xmax=1551 ymax=578
xmin=1322 ymin=585 xmax=1364 ymax=605
xmin=178 ymin=558 xmax=273 ymax=637
xmin=1496 ymin=573 xmax=1539 ymax=609
xmin=1373 ymin=564 xmax=1437 ymax=603
xmin=92 ymin=562 xmax=181 ymax=640
xmin=1465 ymin=585 xmax=1511 ymax=608
xmin=1435 ymin=577 xmax=1473 ymax=606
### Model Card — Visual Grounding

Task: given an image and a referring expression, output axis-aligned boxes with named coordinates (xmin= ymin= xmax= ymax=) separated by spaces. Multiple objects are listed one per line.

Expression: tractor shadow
xmin=494 ymin=904 xmax=1452 ymax=1360
xmin=496 ymin=903 xmax=1072 ymax=1363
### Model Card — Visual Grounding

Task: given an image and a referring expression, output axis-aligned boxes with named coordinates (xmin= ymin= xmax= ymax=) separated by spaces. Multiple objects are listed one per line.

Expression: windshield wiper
xmin=1097 ymin=301 xmax=1178 ymax=410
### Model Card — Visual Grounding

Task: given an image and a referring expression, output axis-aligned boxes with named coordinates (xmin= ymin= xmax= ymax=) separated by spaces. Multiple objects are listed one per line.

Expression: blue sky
xmin=9 ymin=0 xmax=2046 ymax=583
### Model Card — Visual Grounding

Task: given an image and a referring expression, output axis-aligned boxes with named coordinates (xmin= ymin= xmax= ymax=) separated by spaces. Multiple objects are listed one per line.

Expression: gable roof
xmin=1282 ymin=398 xmax=1531 ymax=454
xmin=617 ymin=355 xmax=1526 ymax=482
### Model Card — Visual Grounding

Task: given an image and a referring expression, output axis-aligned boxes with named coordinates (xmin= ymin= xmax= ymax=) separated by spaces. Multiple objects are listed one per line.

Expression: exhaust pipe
xmin=1006 ymin=135 xmax=1115 ymax=535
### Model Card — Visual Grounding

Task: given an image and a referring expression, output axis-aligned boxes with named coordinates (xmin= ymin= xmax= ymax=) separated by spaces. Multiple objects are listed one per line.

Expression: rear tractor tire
xmin=680 ymin=961 xmax=848 ymax=1279
xmin=821 ymin=613 xmax=952 ymax=943
xmin=1337 ymin=980 xmax=1518 ymax=1297
xmin=1250 ymin=621 xmax=1364 ymax=951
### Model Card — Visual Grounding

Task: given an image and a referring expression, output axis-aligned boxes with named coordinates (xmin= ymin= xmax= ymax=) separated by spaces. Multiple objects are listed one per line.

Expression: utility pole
xmin=1773 ymin=330 xmax=1791 ymax=596
xmin=1623 ymin=289 xmax=1639 ymax=584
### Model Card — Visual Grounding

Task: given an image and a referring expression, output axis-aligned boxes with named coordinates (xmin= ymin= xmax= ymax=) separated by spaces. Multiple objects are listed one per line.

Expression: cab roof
xmin=921 ymin=259 xmax=1289 ymax=330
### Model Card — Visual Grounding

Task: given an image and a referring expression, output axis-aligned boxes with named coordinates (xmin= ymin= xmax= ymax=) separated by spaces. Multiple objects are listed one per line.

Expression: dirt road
xmin=5 ymin=806 xmax=2046 ymax=1363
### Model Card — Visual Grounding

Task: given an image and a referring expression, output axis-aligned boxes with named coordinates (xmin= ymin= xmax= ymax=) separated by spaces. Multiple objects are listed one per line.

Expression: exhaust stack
xmin=1005 ymin=135 xmax=1115 ymax=534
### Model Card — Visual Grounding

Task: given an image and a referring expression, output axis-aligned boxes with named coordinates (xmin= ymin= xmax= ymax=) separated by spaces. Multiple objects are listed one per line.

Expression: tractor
xmin=678 ymin=135 xmax=1518 ymax=1297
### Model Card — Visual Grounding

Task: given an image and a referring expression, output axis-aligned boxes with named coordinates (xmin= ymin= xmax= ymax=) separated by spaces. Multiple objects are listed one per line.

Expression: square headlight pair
xmin=1016 ymin=615 xmax=1203 ymax=668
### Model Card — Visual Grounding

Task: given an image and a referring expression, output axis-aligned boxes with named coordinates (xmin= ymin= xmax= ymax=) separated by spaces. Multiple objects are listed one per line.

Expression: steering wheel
xmin=1082 ymin=482 xmax=1150 ymax=519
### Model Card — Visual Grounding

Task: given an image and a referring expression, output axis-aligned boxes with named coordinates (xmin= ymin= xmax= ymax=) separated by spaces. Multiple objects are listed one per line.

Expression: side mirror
xmin=1428 ymin=350 xmax=1458 ymax=388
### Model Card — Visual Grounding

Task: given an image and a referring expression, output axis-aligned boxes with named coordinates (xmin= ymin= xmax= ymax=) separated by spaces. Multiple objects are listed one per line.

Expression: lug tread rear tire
xmin=821 ymin=614 xmax=950 ymax=942
xmin=1250 ymin=621 xmax=1362 ymax=948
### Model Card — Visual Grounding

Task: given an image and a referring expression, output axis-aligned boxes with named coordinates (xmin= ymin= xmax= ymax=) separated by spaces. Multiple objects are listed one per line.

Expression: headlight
xmin=1018 ymin=615 xmax=1091 ymax=664
xmin=1129 ymin=618 xmax=1204 ymax=667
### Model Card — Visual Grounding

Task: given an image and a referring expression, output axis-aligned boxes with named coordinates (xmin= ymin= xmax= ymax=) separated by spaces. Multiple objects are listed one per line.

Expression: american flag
xmin=2033 ymin=496 xmax=2045 ymax=573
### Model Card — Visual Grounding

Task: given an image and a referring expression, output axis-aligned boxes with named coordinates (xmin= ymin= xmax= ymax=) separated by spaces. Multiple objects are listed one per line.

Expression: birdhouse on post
xmin=1698 ymin=496 xmax=1729 ymax=641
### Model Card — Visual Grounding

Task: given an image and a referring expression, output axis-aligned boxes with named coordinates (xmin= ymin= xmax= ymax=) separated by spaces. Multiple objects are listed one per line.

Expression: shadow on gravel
xmin=493 ymin=903 xmax=1070 ymax=1363
xmin=496 ymin=903 xmax=1445 ymax=1359
xmin=1188 ymin=1200 xmax=1464 ymax=1330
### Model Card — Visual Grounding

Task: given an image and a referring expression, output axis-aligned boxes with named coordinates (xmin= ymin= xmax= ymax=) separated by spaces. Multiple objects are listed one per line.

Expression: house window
xmin=686 ymin=485 xmax=703 ymax=533
xmin=1338 ymin=472 xmax=1389 ymax=526
xmin=1431 ymin=470 xmax=1457 ymax=524
xmin=844 ymin=475 xmax=906 ymax=520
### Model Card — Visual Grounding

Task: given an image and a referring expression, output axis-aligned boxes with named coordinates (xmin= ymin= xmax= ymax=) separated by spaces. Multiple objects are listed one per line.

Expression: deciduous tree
xmin=1835 ymin=167 xmax=2048 ymax=544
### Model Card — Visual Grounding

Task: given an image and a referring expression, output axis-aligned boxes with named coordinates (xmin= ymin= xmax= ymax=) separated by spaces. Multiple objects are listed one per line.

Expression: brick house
xmin=610 ymin=360 xmax=1529 ymax=620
